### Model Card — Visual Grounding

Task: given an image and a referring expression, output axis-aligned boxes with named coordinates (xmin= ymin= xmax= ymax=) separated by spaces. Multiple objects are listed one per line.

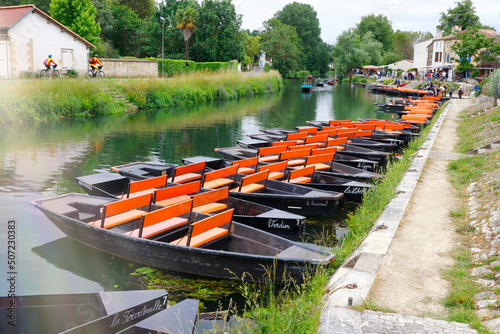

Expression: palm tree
xmin=175 ymin=6 xmax=199 ymax=62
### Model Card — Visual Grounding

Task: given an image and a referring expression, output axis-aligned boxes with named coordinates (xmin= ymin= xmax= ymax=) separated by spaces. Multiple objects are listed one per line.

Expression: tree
xmin=356 ymin=14 xmax=393 ymax=52
xmin=243 ymin=33 xmax=261 ymax=63
xmin=50 ymin=0 xmax=101 ymax=45
xmin=191 ymin=0 xmax=245 ymax=62
xmin=438 ymin=0 xmax=481 ymax=36
xmin=175 ymin=6 xmax=199 ymax=61
xmin=333 ymin=29 xmax=370 ymax=84
xmin=274 ymin=2 xmax=324 ymax=73
xmin=393 ymin=30 xmax=434 ymax=60
xmin=117 ymin=0 xmax=155 ymax=20
xmin=361 ymin=32 xmax=383 ymax=66
xmin=451 ymin=29 xmax=500 ymax=75
xmin=261 ymin=18 xmax=303 ymax=76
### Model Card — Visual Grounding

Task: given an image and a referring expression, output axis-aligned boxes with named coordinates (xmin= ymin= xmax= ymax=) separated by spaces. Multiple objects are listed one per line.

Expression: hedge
xmin=157 ymin=59 xmax=239 ymax=77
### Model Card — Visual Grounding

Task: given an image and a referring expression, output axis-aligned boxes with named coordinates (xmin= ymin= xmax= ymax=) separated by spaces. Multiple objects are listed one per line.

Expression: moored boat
xmin=76 ymin=172 xmax=307 ymax=237
xmin=31 ymin=193 xmax=335 ymax=284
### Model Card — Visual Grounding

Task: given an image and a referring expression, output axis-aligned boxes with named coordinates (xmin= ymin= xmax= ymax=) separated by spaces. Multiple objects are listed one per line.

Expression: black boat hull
xmin=32 ymin=194 xmax=334 ymax=284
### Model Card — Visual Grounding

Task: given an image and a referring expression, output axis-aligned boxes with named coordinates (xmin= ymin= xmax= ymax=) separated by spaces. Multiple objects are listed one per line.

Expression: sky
xmin=230 ymin=0 xmax=500 ymax=45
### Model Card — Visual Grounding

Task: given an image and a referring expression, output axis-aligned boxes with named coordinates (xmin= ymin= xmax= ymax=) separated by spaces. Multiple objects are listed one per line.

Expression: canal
xmin=0 ymin=80 xmax=392 ymax=308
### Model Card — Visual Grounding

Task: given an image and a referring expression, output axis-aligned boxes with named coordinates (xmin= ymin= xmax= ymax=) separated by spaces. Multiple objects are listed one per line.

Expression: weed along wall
xmin=101 ymin=58 xmax=158 ymax=78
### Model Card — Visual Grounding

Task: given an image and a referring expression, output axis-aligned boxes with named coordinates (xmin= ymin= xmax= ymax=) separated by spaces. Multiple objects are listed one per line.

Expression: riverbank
xmin=0 ymin=70 xmax=282 ymax=124
xmin=319 ymin=95 xmax=500 ymax=333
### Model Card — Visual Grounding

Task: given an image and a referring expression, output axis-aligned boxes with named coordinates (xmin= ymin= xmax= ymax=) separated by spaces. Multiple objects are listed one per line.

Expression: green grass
xmin=0 ymin=70 xmax=283 ymax=124
xmin=0 ymin=79 xmax=125 ymax=123
xmin=440 ymin=100 xmax=500 ymax=334
xmin=113 ymin=70 xmax=283 ymax=110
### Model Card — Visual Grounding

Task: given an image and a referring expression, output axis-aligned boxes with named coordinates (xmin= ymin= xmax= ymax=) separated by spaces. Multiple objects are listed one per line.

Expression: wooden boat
xmin=301 ymin=83 xmax=313 ymax=92
xmin=76 ymin=172 xmax=306 ymax=237
xmin=108 ymin=162 xmax=344 ymax=216
xmin=219 ymin=145 xmax=380 ymax=173
xmin=0 ymin=290 xmax=209 ymax=334
xmin=0 ymin=290 xmax=204 ymax=334
xmin=31 ymin=193 xmax=335 ymax=284
xmin=181 ymin=156 xmax=373 ymax=203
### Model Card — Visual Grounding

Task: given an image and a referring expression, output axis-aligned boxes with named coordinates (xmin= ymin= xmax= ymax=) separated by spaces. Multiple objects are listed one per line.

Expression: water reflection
xmin=0 ymin=81 xmax=391 ymax=302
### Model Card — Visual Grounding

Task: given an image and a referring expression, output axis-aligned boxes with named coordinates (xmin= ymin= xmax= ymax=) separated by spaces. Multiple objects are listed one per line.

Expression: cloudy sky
xmin=231 ymin=0 xmax=500 ymax=45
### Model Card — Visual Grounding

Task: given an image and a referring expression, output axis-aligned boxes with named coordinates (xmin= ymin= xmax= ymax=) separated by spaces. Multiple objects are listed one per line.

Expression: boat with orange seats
xmin=31 ymin=193 xmax=334 ymax=284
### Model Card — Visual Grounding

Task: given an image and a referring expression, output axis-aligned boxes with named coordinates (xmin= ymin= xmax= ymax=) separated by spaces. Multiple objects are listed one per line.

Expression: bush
xmin=264 ymin=63 xmax=271 ymax=72
xmin=65 ymin=70 xmax=79 ymax=78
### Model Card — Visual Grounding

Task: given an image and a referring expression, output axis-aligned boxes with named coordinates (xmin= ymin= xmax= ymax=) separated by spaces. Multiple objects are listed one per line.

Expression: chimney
xmin=451 ymin=25 xmax=462 ymax=33
xmin=436 ymin=29 xmax=443 ymax=38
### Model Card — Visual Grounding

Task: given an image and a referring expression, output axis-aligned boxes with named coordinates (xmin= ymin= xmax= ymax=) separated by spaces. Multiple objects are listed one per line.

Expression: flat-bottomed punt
xmin=31 ymin=193 xmax=335 ymax=284
xmin=76 ymin=172 xmax=307 ymax=238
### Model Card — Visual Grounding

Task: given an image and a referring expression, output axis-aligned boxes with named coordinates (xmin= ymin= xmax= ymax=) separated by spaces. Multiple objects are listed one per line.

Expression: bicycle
xmin=86 ymin=67 xmax=105 ymax=79
xmin=40 ymin=65 xmax=60 ymax=79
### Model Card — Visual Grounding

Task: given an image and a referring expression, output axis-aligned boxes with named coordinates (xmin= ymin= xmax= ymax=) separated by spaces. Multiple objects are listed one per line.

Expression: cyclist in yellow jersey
xmin=43 ymin=55 xmax=57 ymax=78
xmin=89 ymin=54 xmax=103 ymax=75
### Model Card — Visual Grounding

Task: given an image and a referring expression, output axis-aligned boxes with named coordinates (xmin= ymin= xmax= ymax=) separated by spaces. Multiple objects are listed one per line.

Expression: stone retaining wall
xmin=101 ymin=58 xmax=158 ymax=78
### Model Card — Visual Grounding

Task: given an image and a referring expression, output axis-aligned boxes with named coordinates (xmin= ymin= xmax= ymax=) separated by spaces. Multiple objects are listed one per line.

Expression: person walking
xmin=449 ymin=85 xmax=454 ymax=98
xmin=458 ymin=85 xmax=463 ymax=99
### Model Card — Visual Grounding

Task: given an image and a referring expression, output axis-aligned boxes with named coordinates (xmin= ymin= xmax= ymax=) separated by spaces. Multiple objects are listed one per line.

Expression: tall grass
xmin=0 ymin=79 xmax=124 ymax=124
xmin=113 ymin=70 xmax=283 ymax=110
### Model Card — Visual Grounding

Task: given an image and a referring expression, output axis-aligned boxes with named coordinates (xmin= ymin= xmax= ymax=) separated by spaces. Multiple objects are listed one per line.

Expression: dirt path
xmin=369 ymin=99 xmax=474 ymax=317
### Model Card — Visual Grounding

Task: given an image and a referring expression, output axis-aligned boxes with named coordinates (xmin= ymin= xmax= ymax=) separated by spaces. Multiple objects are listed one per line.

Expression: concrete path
xmin=319 ymin=98 xmax=478 ymax=333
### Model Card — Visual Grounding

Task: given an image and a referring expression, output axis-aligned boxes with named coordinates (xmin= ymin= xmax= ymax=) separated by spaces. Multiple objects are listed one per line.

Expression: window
xmin=62 ymin=49 xmax=73 ymax=69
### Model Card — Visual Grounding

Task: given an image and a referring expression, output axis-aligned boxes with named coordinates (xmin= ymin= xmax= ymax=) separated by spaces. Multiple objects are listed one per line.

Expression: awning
xmin=362 ymin=65 xmax=379 ymax=70
xmin=434 ymin=65 xmax=452 ymax=69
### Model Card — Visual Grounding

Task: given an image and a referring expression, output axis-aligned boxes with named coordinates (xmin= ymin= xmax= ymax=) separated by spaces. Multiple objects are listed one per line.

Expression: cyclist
xmin=89 ymin=54 xmax=103 ymax=76
xmin=43 ymin=55 xmax=57 ymax=78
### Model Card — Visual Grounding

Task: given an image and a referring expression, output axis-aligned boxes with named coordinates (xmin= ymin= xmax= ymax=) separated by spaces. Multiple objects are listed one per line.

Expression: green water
xmin=0 ymin=80 xmax=391 ymax=308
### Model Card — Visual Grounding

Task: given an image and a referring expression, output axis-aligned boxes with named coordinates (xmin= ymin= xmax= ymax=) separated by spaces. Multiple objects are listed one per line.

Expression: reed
xmin=113 ymin=69 xmax=283 ymax=110
xmin=0 ymin=79 xmax=124 ymax=123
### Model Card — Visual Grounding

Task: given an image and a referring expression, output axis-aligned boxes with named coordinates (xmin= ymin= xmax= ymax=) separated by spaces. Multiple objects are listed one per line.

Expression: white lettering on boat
xmin=343 ymin=186 xmax=365 ymax=194
xmin=356 ymin=163 xmax=373 ymax=171
xmin=110 ymin=297 xmax=166 ymax=328
xmin=306 ymin=200 xmax=328 ymax=207
xmin=267 ymin=219 xmax=291 ymax=229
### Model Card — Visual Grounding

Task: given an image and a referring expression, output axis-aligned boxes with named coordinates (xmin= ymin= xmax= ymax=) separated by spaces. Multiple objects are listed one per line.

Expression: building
xmin=0 ymin=5 xmax=94 ymax=78
xmin=413 ymin=27 xmax=500 ymax=81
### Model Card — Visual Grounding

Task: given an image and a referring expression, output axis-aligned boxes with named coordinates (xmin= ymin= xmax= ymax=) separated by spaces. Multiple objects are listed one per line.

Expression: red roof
xmin=0 ymin=5 xmax=94 ymax=48
xmin=0 ymin=5 xmax=32 ymax=29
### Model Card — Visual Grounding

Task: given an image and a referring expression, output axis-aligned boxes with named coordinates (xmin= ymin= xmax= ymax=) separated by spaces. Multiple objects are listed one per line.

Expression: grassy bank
xmin=0 ymin=79 xmax=125 ymax=123
xmin=112 ymin=70 xmax=282 ymax=110
xmin=0 ymin=70 xmax=283 ymax=124
xmin=443 ymin=102 xmax=500 ymax=334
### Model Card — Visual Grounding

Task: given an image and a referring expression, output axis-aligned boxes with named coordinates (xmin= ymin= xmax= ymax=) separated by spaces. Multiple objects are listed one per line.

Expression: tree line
xmin=2 ymin=0 xmax=497 ymax=79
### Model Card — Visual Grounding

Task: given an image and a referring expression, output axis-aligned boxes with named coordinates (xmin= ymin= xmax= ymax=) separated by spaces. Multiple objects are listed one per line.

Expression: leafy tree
xmin=175 ymin=6 xmax=199 ymax=61
xmin=393 ymin=30 xmax=434 ymax=60
xmin=243 ymin=33 xmax=261 ymax=63
xmin=437 ymin=0 xmax=481 ymax=35
xmin=0 ymin=0 xmax=20 ymax=6
xmin=333 ymin=29 xmax=374 ymax=84
xmin=451 ymin=28 xmax=500 ymax=75
xmin=356 ymin=14 xmax=393 ymax=51
xmin=117 ymin=0 xmax=155 ymax=20
xmin=50 ymin=0 xmax=101 ymax=45
xmin=104 ymin=5 xmax=142 ymax=56
xmin=361 ymin=32 xmax=383 ymax=66
xmin=91 ymin=0 xmax=115 ymax=38
xmin=274 ymin=2 xmax=323 ymax=73
xmin=191 ymin=0 xmax=245 ymax=62
xmin=260 ymin=18 xmax=303 ymax=76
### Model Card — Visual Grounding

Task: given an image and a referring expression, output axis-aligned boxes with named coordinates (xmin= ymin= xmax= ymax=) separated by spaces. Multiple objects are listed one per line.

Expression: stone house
xmin=0 ymin=4 xmax=94 ymax=78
